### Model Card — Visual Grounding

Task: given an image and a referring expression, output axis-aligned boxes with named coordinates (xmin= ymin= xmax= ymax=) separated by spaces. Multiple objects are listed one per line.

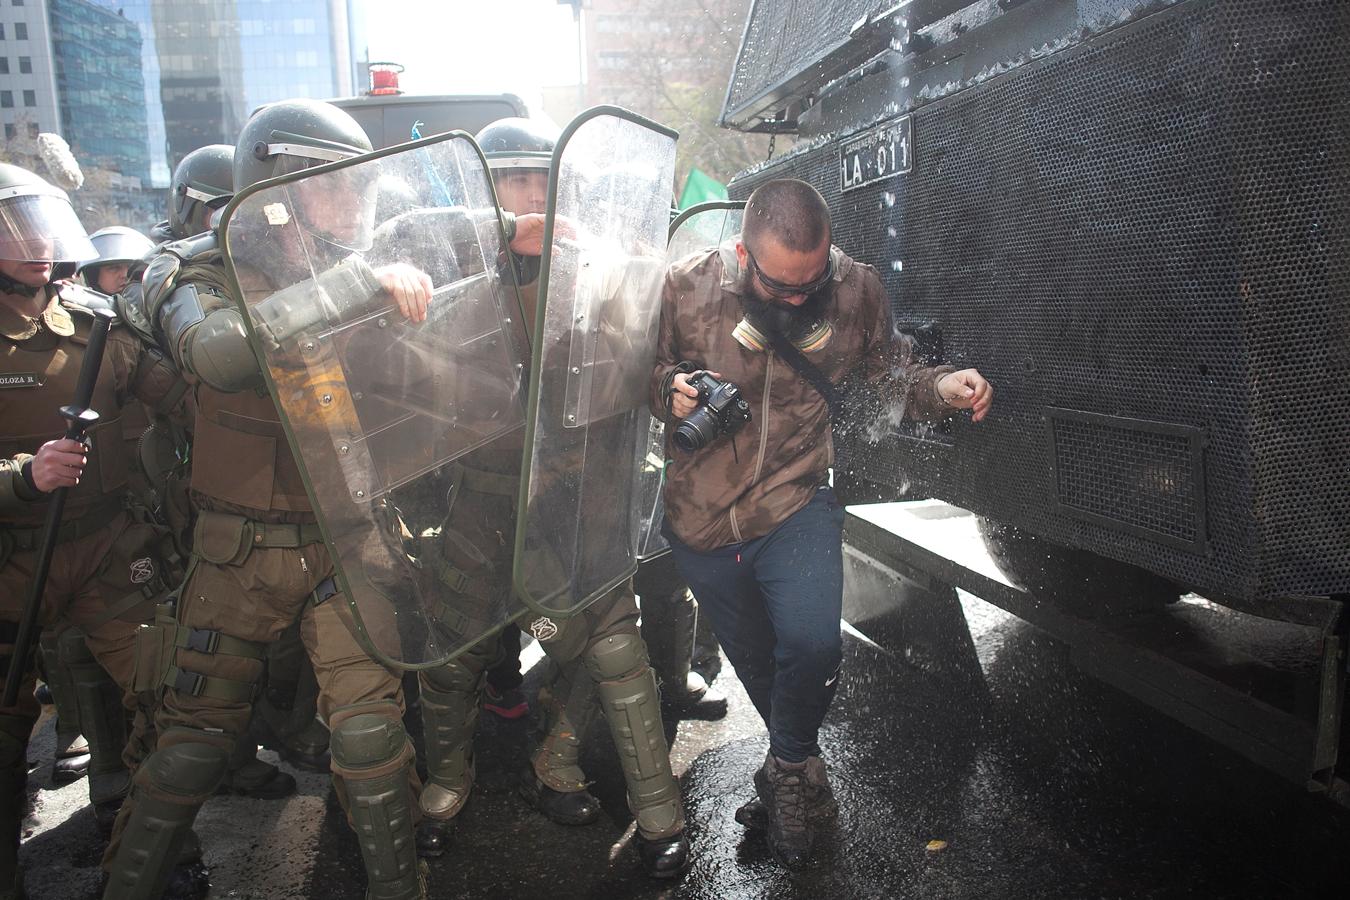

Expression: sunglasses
xmin=745 ymin=245 xmax=835 ymax=299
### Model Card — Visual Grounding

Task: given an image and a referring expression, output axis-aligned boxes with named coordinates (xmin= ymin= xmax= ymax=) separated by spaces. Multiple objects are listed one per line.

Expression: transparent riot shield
xmin=513 ymin=108 xmax=678 ymax=616
xmin=636 ymin=201 xmax=747 ymax=561
xmin=220 ymin=132 xmax=531 ymax=668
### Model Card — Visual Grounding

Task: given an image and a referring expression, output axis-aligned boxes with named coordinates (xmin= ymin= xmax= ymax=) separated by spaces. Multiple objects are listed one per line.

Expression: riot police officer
xmin=410 ymin=116 xmax=689 ymax=879
xmin=79 ymin=227 xmax=155 ymax=297
xmin=97 ymin=100 xmax=436 ymax=900
xmin=0 ymin=164 xmax=188 ymax=897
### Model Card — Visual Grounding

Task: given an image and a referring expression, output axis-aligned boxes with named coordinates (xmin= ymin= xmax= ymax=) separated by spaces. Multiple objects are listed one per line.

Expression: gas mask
xmin=731 ymin=250 xmax=835 ymax=353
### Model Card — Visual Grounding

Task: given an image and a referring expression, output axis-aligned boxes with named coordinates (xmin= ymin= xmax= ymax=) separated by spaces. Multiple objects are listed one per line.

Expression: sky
xmin=359 ymin=0 xmax=583 ymax=118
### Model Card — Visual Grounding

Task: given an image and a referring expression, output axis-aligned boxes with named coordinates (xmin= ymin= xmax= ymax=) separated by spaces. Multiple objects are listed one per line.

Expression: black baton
xmin=2 ymin=307 xmax=115 ymax=708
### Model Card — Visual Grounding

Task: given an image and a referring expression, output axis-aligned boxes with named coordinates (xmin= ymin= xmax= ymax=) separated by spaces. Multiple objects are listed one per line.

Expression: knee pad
xmin=330 ymin=710 xmax=411 ymax=778
xmin=582 ymin=631 xmax=650 ymax=685
xmin=138 ymin=741 xmax=231 ymax=798
xmin=418 ymin=651 xmax=487 ymax=696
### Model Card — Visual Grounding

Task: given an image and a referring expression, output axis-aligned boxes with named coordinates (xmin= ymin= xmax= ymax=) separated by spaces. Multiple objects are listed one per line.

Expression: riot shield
xmin=221 ymin=132 xmax=531 ymax=668
xmin=636 ymin=202 xmax=747 ymax=561
xmin=513 ymin=108 xmax=678 ymax=616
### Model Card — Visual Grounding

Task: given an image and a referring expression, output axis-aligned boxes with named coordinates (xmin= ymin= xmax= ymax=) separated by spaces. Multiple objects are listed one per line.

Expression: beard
xmin=737 ymin=267 xmax=833 ymax=340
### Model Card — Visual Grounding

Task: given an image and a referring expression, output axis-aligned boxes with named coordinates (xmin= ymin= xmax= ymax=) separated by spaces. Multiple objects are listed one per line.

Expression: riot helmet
xmin=476 ymin=117 xmax=557 ymax=216
xmin=234 ymin=99 xmax=373 ymax=190
xmin=78 ymin=225 xmax=155 ymax=294
xmin=234 ymin=99 xmax=378 ymax=252
xmin=169 ymin=144 xmax=233 ymax=239
xmin=0 ymin=163 xmax=96 ymax=296
xmin=0 ymin=163 xmax=96 ymax=264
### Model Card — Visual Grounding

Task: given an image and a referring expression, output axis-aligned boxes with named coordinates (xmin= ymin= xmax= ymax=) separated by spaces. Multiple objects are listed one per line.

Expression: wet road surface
xmin=21 ymin=517 xmax=1350 ymax=899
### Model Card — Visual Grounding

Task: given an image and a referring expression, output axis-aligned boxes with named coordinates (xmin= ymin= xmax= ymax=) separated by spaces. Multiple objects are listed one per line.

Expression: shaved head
xmin=742 ymin=178 xmax=831 ymax=253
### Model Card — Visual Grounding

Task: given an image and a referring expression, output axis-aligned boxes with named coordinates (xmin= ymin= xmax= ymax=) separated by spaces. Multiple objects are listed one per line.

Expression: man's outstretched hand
xmin=937 ymin=369 xmax=994 ymax=422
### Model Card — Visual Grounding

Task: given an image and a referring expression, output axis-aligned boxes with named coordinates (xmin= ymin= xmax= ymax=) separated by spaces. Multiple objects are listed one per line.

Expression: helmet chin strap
xmin=0 ymin=269 xmax=44 ymax=299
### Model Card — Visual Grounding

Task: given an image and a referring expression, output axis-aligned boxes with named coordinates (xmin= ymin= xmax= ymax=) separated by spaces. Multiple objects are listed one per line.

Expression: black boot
xmin=635 ymin=831 xmax=689 ymax=879
xmin=415 ymin=819 xmax=452 ymax=858
xmin=660 ymin=672 xmax=727 ymax=720
xmin=519 ymin=772 xmax=601 ymax=826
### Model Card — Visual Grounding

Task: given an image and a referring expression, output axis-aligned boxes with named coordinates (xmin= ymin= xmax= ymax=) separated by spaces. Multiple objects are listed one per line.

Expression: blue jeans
xmin=664 ymin=487 xmax=844 ymax=763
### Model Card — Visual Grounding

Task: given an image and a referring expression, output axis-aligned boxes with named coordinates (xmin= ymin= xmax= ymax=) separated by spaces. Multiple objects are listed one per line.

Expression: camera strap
xmin=766 ymin=330 xmax=844 ymax=422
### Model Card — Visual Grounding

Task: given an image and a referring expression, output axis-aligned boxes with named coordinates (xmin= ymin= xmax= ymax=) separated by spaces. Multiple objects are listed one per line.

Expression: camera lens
xmin=673 ymin=408 xmax=717 ymax=452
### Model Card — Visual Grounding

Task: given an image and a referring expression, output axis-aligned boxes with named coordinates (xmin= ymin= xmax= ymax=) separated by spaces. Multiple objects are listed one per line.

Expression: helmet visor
xmin=0 ymin=191 xmax=97 ymax=263
xmin=287 ymin=161 xmax=381 ymax=253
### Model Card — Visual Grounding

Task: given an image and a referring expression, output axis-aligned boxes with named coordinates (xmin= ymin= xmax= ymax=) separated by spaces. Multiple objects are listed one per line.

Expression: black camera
xmin=673 ymin=372 xmax=752 ymax=452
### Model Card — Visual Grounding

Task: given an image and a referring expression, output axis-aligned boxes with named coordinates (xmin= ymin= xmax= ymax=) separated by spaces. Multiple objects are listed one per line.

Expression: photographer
xmin=650 ymin=179 xmax=992 ymax=869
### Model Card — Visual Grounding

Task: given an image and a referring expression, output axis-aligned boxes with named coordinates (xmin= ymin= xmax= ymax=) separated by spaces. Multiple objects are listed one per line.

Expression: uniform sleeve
xmin=107 ymin=328 xmax=193 ymax=427
xmin=0 ymin=455 xmax=42 ymax=512
xmin=859 ymin=270 xmax=954 ymax=422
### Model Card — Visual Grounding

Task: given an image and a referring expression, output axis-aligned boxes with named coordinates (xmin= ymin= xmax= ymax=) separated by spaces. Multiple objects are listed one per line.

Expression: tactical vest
xmin=0 ymin=286 xmax=127 ymax=528
xmin=145 ymin=235 xmax=312 ymax=517
xmin=190 ymin=384 xmax=311 ymax=514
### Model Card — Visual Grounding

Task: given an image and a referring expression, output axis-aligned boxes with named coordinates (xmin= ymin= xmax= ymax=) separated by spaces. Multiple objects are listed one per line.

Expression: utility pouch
xmin=92 ymin=521 xmax=176 ymax=627
xmin=132 ymin=599 xmax=179 ymax=694
xmin=193 ymin=512 xmax=255 ymax=567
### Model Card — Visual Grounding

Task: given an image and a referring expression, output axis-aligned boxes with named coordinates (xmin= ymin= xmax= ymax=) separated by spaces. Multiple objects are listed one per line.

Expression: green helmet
xmin=475 ymin=117 xmax=557 ymax=175
xmin=169 ymin=144 xmax=234 ymax=238
xmin=233 ymin=99 xmax=373 ymax=191
xmin=77 ymin=226 xmax=155 ymax=276
xmin=0 ymin=162 xmax=96 ymax=263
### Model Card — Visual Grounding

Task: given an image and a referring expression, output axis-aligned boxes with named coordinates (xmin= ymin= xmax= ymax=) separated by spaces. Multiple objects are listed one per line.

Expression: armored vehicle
xmin=719 ymin=0 xmax=1348 ymax=796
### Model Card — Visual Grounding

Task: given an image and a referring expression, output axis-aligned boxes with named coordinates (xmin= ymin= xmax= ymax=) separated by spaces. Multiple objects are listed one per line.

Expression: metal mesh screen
xmin=723 ymin=0 xmax=890 ymax=121
xmin=1049 ymin=411 xmax=1204 ymax=550
xmin=730 ymin=0 xmax=1350 ymax=604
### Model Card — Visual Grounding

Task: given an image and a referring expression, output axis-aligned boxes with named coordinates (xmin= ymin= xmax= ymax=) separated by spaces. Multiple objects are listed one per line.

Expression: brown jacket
xmin=649 ymin=243 xmax=952 ymax=552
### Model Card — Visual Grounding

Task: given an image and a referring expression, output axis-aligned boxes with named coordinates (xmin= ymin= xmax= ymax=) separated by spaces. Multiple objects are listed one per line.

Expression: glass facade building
xmin=49 ymin=0 xmax=151 ymax=185
xmin=96 ymin=0 xmax=358 ymax=181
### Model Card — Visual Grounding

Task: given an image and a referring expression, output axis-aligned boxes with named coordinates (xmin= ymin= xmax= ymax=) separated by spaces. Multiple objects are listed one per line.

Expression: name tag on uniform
xmin=0 ymin=373 xmax=40 ymax=389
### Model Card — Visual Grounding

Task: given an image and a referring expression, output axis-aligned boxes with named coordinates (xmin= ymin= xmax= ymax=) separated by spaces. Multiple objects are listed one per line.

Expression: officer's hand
xmin=937 ymin=369 xmax=994 ymax=423
xmin=30 ymin=438 xmax=88 ymax=492
xmin=509 ymin=213 xmax=549 ymax=257
xmin=670 ymin=371 xmax=722 ymax=419
xmin=374 ymin=263 xmax=433 ymax=324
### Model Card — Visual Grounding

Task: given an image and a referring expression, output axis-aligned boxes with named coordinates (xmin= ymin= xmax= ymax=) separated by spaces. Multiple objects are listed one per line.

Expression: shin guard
xmin=583 ymin=634 xmax=684 ymax=839
xmin=329 ymin=709 xmax=424 ymax=900
xmin=531 ymin=660 xmax=598 ymax=792
xmin=101 ymin=736 xmax=231 ymax=900
xmin=59 ymin=629 xmax=132 ymax=808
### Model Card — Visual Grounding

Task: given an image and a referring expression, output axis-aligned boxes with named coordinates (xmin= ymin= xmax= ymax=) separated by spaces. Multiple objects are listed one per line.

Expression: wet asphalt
xmin=20 ymin=512 xmax=1350 ymax=899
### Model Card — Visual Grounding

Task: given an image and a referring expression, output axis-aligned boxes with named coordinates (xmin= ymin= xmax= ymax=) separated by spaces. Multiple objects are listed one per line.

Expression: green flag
xmin=678 ymin=167 xmax=728 ymax=209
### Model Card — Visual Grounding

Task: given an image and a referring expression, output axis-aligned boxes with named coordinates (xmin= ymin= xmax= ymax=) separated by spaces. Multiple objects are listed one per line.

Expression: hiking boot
xmin=753 ymin=753 xmax=821 ymax=869
xmin=737 ymin=754 xmax=836 ymax=831
xmin=635 ymin=830 xmax=689 ymax=879
xmin=519 ymin=772 xmax=601 ymax=826
xmin=483 ymin=683 xmax=529 ymax=720
xmin=216 ymin=757 xmax=297 ymax=800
